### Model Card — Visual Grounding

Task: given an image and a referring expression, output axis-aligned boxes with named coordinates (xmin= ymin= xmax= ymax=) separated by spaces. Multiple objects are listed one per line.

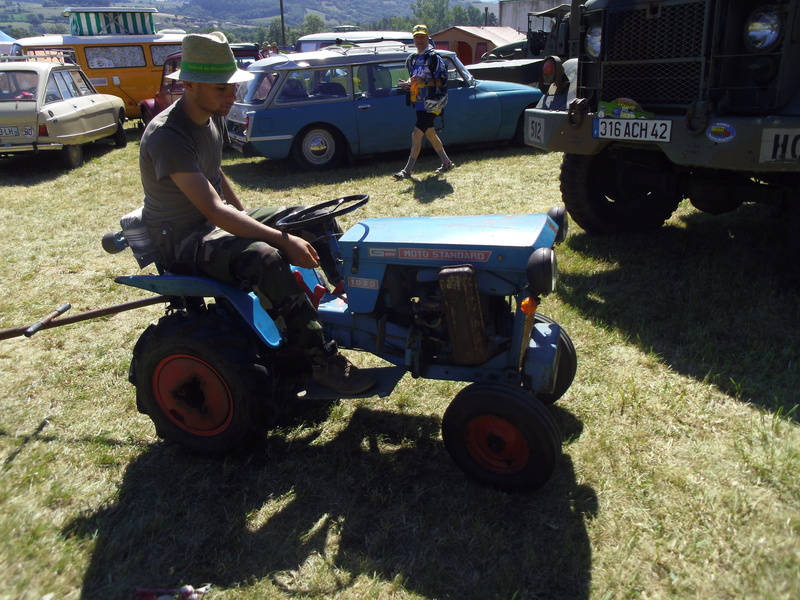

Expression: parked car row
xmin=139 ymin=42 xmax=265 ymax=125
xmin=226 ymin=44 xmax=543 ymax=170
xmin=0 ymin=54 xmax=127 ymax=169
xmin=2 ymin=43 xmax=542 ymax=172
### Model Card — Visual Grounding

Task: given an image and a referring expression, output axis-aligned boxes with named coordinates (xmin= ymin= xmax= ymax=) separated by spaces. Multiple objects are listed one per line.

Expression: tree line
xmin=2 ymin=0 xmax=498 ymax=46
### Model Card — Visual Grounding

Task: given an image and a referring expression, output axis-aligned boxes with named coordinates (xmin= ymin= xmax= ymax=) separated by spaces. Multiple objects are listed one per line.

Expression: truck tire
xmin=442 ymin=383 xmax=561 ymax=492
xmin=560 ymin=151 xmax=681 ymax=234
xmin=130 ymin=310 xmax=274 ymax=455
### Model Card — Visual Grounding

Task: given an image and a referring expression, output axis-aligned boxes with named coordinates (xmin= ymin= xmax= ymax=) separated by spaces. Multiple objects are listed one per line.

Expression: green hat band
xmin=180 ymin=60 xmax=237 ymax=74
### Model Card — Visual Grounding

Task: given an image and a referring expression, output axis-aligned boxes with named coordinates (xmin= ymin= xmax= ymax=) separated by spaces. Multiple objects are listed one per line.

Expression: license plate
xmin=593 ymin=118 xmax=672 ymax=143
xmin=0 ymin=126 xmax=20 ymax=136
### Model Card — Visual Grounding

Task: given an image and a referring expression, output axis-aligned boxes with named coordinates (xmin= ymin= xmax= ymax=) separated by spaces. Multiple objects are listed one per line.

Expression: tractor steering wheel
xmin=275 ymin=194 xmax=369 ymax=230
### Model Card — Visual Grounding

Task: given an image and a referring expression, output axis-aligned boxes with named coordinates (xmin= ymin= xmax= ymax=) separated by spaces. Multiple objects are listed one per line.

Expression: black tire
xmin=130 ymin=310 xmax=273 ymax=455
xmin=560 ymin=151 xmax=681 ymax=234
xmin=442 ymin=383 xmax=561 ymax=492
xmin=532 ymin=313 xmax=577 ymax=405
xmin=511 ymin=109 xmax=530 ymax=147
xmin=61 ymin=144 xmax=83 ymax=169
xmin=291 ymin=125 xmax=345 ymax=170
xmin=113 ymin=116 xmax=127 ymax=148
xmin=141 ymin=106 xmax=153 ymax=128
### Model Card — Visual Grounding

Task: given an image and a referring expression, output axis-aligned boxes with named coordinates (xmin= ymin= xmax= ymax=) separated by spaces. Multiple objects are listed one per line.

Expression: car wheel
xmin=531 ymin=313 xmax=577 ymax=405
xmin=560 ymin=151 xmax=681 ymax=234
xmin=113 ymin=117 xmax=127 ymax=148
xmin=130 ymin=310 xmax=274 ymax=455
xmin=511 ymin=110 xmax=528 ymax=147
xmin=291 ymin=125 xmax=344 ymax=170
xmin=61 ymin=144 xmax=83 ymax=169
xmin=140 ymin=106 xmax=152 ymax=128
xmin=441 ymin=382 xmax=561 ymax=492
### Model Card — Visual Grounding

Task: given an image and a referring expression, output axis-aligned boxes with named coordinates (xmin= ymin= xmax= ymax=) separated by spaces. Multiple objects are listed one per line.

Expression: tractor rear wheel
xmin=442 ymin=383 xmax=561 ymax=492
xmin=130 ymin=309 xmax=273 ymax=455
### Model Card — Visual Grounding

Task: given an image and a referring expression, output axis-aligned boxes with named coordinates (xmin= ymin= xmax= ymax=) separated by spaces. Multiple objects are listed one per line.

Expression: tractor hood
xmin=339 ymin=213 xmax=559 ymax=312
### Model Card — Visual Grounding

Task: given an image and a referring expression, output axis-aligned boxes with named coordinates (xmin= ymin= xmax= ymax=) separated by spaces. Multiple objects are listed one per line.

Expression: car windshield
xmin=0 ymin=71 xmax=39 ymax=101
xmin=242 ymin=72 xmax=280 ymax=104
xmin=444 ymin=56 xmax=473 ymax=86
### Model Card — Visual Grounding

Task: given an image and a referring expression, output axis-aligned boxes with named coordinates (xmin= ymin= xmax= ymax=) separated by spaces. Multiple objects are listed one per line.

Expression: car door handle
xmin=358 ymin=104 xmax=371 ymax=110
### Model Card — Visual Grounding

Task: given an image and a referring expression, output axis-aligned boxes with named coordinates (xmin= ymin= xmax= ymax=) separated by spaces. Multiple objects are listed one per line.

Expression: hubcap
xmin=464 ymin=416 xmax=530 ymax=474
xmin=152 ymin=354 xmax=233 ymax=435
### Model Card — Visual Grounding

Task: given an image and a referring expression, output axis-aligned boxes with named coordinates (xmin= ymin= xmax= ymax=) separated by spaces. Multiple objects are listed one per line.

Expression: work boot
xmin=312 ymin=352 xmax=376 ymax=395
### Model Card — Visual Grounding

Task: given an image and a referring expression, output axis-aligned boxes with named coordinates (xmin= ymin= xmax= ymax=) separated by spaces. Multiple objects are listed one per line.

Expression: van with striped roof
xmin=10 ymin=8 xmax=184 ymax=119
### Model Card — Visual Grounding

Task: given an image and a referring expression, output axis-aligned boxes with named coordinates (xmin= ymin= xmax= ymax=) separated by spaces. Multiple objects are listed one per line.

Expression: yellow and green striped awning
xmin=63 ymin=8 xmax=158 ymax=36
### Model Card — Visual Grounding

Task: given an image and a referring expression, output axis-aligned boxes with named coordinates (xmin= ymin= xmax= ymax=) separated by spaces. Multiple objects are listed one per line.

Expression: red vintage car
xmin=139 ymin=42 xmax=265 ymax=125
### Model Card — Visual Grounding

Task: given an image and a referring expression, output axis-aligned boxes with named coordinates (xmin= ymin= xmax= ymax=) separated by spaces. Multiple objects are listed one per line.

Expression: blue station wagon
xmin=226 ymin=44 xmax=543 ymax=170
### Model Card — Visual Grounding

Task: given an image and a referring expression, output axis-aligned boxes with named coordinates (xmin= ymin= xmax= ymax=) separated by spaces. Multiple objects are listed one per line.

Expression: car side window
xmin=275 ymin=72 xmax=310 ymax=104
xmin=67 ymin=70 xmax=94 ymax=96
xmin=312 ymin=68 xmax=349 ymax=98
xmin=85 ymin=45 xmax=146 ymax=69
xmin=44 ymin=76 xmax=63 ymax=104
xmin=50 ymin=71 xmax=73 ymax=99
xmin=150 ymin=44 xmax=182 ymax=67
xmin=354 ymin=62 xmax=405 ymax=98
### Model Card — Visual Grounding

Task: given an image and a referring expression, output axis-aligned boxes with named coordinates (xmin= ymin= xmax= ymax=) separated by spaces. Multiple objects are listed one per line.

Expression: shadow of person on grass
xmin=66 ymin=402 xmax=594 ymax=600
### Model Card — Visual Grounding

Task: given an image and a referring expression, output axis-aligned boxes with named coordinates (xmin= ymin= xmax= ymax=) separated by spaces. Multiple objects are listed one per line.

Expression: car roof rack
xmin=1 ymin=49 xmax=76 ymax=64
xmin=325 ymin=42 xmax=413 ymax=55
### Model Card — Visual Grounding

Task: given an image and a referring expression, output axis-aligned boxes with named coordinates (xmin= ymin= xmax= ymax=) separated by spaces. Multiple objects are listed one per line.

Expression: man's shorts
xmin=415 ymin=110 xmax=438 ymax=132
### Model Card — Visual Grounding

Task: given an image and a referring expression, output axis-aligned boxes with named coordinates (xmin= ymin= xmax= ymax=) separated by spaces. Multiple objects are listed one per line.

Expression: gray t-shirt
xmin=139 ymin=100 xmax=229 ymax=238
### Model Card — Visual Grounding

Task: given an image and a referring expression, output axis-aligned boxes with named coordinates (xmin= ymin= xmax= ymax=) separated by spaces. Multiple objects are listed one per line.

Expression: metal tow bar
xmin=0 ymin=296 xmax=167 ymax=341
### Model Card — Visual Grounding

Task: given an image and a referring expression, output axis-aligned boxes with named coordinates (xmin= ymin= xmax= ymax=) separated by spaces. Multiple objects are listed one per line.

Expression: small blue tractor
xmin=101 ymin=195 xmax=576 ymax=492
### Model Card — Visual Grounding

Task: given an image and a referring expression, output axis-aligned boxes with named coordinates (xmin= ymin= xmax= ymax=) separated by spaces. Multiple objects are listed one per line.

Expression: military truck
xmin=524 ymin=0 xmax=800 ymax=237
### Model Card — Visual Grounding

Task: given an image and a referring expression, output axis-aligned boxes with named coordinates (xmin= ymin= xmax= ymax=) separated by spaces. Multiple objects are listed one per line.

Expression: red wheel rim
xmin=152 ymin=354 xmax=234 ymax=435
xmin=464 ymin=416 xmax=530 ymax=474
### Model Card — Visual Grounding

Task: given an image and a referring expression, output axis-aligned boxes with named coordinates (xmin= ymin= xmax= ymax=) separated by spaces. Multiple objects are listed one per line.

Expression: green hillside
xmin=1 ymin=0 xmax=500 ymax=40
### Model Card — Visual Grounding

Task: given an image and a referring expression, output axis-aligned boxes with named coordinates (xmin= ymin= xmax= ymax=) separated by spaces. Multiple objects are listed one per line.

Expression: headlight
xmin=585 ymin=24 xmax=602 ymax=59
xmin=744 ymin=8 xmax=782 ymax=52
xmin=526 ymin=247 xmax=558 ymax=297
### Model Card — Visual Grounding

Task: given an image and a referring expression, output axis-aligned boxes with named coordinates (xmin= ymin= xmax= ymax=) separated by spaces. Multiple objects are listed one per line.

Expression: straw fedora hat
xmin=167 ymin=32 xmax=254 ymax=84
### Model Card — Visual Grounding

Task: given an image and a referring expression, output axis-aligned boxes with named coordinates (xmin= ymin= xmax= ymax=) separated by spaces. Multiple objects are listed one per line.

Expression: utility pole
xmin=280 ymin=0 xmax=286 ymax=47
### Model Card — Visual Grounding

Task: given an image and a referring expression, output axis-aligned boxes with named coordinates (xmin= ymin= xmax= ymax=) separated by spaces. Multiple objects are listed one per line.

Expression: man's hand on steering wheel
xmin=279 ymin=232 xmax=319 ymax=269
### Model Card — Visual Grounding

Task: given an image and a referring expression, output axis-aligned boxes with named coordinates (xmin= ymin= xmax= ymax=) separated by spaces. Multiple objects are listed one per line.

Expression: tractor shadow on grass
xmin=559 ymin=203 xmax=800 ymax=418
xmin=66 ymin=403 xmax=594 ymax=600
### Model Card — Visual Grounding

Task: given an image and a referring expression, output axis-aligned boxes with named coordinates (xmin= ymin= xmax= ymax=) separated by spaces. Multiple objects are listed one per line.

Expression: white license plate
xmin=0 ymin=126 xmax=20 ymax=136
xmin=593 ymin=118 xmax=672 ymax=142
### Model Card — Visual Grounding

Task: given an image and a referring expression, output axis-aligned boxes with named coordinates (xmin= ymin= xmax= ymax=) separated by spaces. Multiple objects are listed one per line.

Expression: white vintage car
xmin=0 ymin=55 xmax=126 ymax=169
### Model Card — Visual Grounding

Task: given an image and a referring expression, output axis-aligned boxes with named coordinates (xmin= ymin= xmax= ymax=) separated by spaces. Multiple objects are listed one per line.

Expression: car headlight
xmin=585 ymin=24 xmax=602 ymax=59
xmin=744 ymin=8 xmax=782 ymax=52
xmin=526 ymin=247 xmax=558 ymax=297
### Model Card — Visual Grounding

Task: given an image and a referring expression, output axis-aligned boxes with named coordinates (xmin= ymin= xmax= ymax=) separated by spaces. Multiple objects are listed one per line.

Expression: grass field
xmin=0 ymin=128 xmax=798 ymax=600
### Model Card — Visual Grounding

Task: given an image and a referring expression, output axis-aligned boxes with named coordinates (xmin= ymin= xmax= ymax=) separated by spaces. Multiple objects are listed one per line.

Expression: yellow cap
xmin=412 ymin=24 xmax=428 ymax=36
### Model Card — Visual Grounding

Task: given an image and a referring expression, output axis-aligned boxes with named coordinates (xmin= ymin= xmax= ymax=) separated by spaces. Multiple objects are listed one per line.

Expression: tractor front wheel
xmin=442 ymin=383 xmax=561 ymax=492
xmin=130 ymin=310 xmax=272 ymax=455
xmin=532 ymin=313 xmax=577 ymax=405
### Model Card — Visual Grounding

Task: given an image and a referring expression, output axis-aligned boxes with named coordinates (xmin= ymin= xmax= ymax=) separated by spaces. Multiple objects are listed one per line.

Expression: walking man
xmin=393 ymin=24 xmax=455 ymax=180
